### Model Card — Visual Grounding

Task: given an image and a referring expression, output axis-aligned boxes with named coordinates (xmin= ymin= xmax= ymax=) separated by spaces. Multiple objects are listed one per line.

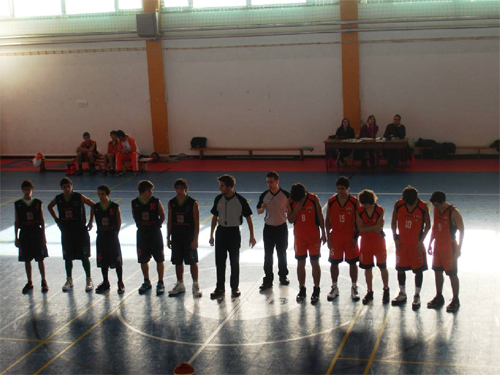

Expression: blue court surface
xmin=1 ymin=169 xmax=499 ymax=374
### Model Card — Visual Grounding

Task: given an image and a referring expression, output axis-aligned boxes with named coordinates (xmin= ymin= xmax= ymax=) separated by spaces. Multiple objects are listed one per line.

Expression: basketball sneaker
xmin=210 ymin=288 xmax=225 ymax=300
xmin=138 ymin=280 xmax=152 ymax=294
xmin=279 ymin=278 xmax=290 ymax=286
xmin=412 ymin=294 xmax=421 ymax=310
xmin=41 ymin=280 xmax=49 ymax=293
xmin=95 ymin=281 xmax=110 ymax=294
xmin=62 ymin=277 xmax=74 ymax=292
xmin=296 ymin=286 xmax=306 ymax=302
xmin=391 ymin=291 xmax=407 ymax=306
xmin=168 ymin=281 xmax=186 ymax=295
xmin=192 ymin=282 xmax=202 ymax=297
xmin=446 ymin=297 xmax=460 ymax=313
xmin=156 ymin=281 xmax=165 ymax=296
xmin=362 ymin=291 xmax=374 ymax=305
xmin=85 ymin=277 xmax=94 ymax=292
xmin=351 ymin=286 xmax=360 ymax=301
xmin=231 ymin=288 xmax=241 ymax=298
xmin=117 ymin=281 xmax=125 ymax=294
xmin=382 ymin=287 xmax=390 ymax=304
xmin=22 ymin=282 xmax=33 ymax=294
xmin=311 ymin=286 xmax=320 ymax=304
xmin=327 ymin=286 xmax=339 ymax=301
xmin=427 ymin=294 xmax=445 ymax=309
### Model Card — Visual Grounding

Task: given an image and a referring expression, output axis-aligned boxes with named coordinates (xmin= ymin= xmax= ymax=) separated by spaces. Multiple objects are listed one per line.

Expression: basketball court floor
xmin=1 ymin=157 xmax=499 ymax=374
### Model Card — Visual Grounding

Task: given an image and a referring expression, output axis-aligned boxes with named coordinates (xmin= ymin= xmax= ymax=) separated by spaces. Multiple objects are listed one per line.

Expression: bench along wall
xmin=0 ymin=29 xmax=498 ymax=156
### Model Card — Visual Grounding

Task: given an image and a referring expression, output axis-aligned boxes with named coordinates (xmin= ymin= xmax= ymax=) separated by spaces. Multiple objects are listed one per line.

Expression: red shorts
xmin=396 ymin=240 xmax=428 ymax=272
xmin=359 ymin=237 xmax=386 ymax=269
xmin=294 ymin=235 xmax=321 ymax=260
xmin=329 ymin=235 xmax=359 ymax=264
xmin=432 ymin=240 xmax=458 ymax=275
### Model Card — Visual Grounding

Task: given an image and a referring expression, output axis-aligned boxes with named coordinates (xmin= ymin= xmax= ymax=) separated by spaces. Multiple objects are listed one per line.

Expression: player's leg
xmin=392 ymin=271 xmax=407 ymax=305
xmin=446 ymin=272 xmax=460 ymax=312
xmin=310 ymin=257 xmax=321 ymax=303
xmin=96 ymin=266 xmax=110 ymax=293
xmin=275 ymin=223 xmax=289 ymax=285
xmin=380 ymin=265 xmax=390 ymax=304
xmin=76 ymin=152 xmax=84 ymax=174
xmin=211 ymin=228 xmax=228 ymax=299
xmin=22 ymin=261 xmax=33 ymax=294
xmin=362 ymin=267 xmax=374 ymax=304
xmin=81 ymin=257 xmax=93 ymax=291
xmin=261 ymin=225 xmax=275 ymax=289
xmin=427 ymin=270 xmax=445 ymax=308
xmin=296 ymin=258 xmax=307 ymax=301
xmin=116 ymin=265 xmax=124 ymax=294
xmin=115 ymin=152 xmax=123 ymax=175
xmin=348 ymin=261 xmax=360 ymax=301
xmin=228 ymin=235 xmax=241 ymax=297
xmin=328 ymin=261 xmax=340 ymax=300
xmin=87 ymin=152 xmax=96 ymax=174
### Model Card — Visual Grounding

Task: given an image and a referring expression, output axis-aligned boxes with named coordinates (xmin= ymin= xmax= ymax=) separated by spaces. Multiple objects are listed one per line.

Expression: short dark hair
xmin=290 ymin=183 xmax=307 ymax=202
xmin=402 ymin=186 xmax=418 ymax=205
xmin=110 ymin=130 xmax=117 ymax=136
xmin=336 ymin=176 xmax=350 ymax=189
xmin=266 ymin=171 xmax=279 ymax=180
xmin=60 ymin=178 xmax=73 ymax=187
xmin=359 ymin=189 xmax=377 ymax=205
xmin=174 ymin=178 xmax=188 ymax=189
xmin=394 ymin=114 xmax=402 ymax=120
xmin=98 ymin=185 xmax=111 ymax=196
xmin=138 ymin=180 xmax=154 ymax=194
xmin=83 ymin=132 xmax=90 ymax=137
xmin=116 ymin=130 xmax=126 ymax=138
xmin=21 ymin=180 xmax=34 ymax=189
xmin=218 ymin=174 xmax=236 ymax=188
xmin=430 ymin=191 xmax=446 ymax=204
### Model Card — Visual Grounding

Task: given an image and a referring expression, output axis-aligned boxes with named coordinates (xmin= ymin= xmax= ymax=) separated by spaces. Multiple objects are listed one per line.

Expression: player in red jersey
xmin=356 ymin=190 xmax=390 ymax=305
xmin=288 ymin=183 xmax=326 ymax=304
xmin=427 ymin=191 xmax=464 ymax=313
xmin=391 ymin=186 xmax=430 ymax=310
xmin=325 ymin=176 xmax=360 ymax=301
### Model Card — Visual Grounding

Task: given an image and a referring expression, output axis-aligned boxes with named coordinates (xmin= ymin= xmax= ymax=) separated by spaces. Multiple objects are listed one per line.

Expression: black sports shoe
xmin=138 ymin=280 xmax=152 ymax=294
xmin=156 ymin=281 xmax=165 ymax=296
xmin=41 ymin=280 xmax=49 ymax=293
xmin=96 ymin=281 xmax=110 ymax=294
xmin=279 ymin=278 xmax=290 ymax=286
xmin=231 ymin=288 xmax=241 ymax=298
xmin=296 ymin=286 xmax=306 ymax=302
xmin=210 ymin=288 xmax=225 ymax=300
xmin=22 ymin=282 xmax=33 ymax=294
xmin=412 ymin=294 xmax=421 ymax=310
xmin=362 ymin=291 xmax=374 ymax=305
xmin=446 ymin=297 xmax=460 ymax=313
xmin=427 ymin=294 xmax=445 ymax=309
xmin=259 ymin=282 xmax=272 ymax=291
xmin=311 ymin=286 xmax=320 ymax=304
xmin=382 ymin=287 xmax=390 ymax=304
xmin=117 ymin=281 xmax=125 ymax=294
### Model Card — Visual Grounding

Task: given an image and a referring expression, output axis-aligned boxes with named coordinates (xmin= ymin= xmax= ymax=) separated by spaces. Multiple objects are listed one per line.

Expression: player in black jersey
xmin=167 ymin=179 xmax=202 ymax=297
xmin=132 ymin=180 xmax=166 ymax=295
xmin=93 ymin=185 xmax=124 ymax=294
xmin=15 ymin=180 xmax=49 ymax=294
xmin=48 ymin=178 xmax=95 ymax=292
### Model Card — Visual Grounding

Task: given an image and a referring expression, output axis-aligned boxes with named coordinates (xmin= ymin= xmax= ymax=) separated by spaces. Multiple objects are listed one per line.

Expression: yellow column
xmin=340 ymin=0 xmax=361 ymax=134
xmin=143 ymin=0 xmax=169 ymax=153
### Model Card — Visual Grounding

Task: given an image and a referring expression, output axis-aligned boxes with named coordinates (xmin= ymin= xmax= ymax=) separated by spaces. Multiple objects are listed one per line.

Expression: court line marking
xmin=363 ymin=308 xmax=392 ymax=375
xmin=0 ymin=268 xmax=143 ymax=375
xmin=325 ymin=303 xmax=363 ymax=375
xmin=0 ymin=198 xmax=18 ymax=206
xmin=0 ymin=337 xmax=72 ymax=344
xmin=338 ymin=357 xmax=500 ymax=369
xmin=200 ymin=213 xmax=213 ymax=225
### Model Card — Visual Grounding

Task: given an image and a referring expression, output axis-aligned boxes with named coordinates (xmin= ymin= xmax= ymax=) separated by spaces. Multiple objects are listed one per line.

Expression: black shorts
xmin=137 ymin=226 xmax=164 ymax=264
xmin=96 ymin=231 xmax=123 ymax=269
xmin=18 ymin=226 xmax=48 ymax=262
xmin=60 ymin=222 xmax=91 ymax=260
xmin=171 ymin=235 xmax=198 ymax=265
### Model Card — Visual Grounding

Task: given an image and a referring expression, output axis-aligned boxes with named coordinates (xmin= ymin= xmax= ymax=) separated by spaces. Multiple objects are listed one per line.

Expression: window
xmin=252 ymin=0 xmax=306 ymax=5
xmin=13 ymin=0 xmax=61 ymax=17
xmin=65 ymin=0 xmax=115 ymax=15
xmin=119 ymin=0 xmax=143 ymax=10
xmin=164 ymin=0 xmax=189 ymax=7
xmin=193 ymin=0 xmax=247 ymax=8
xmin=0 ymin=0 xmax=12 ymax=17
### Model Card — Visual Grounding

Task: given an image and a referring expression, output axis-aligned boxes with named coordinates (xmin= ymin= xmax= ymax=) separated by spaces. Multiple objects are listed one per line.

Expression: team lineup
xmin=14 ymin=172 xmax=464 ymax=314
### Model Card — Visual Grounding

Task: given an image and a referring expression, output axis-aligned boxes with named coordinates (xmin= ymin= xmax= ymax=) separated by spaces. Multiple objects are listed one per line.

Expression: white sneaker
xmin=351 ymin=286 xmax=360 ymax=301
xmin=192 ymin=282 xmax=203 ymax=297
xmin=327 ymin=286 xmax=340 ymax=301
xmin=85 ymin=277 xmax=94 ymax=292
xmin=391 ymin=291 xmax=407 ymax=305
xmin=62 ymin=278 xmax=73 ymax=292
xmin=168 ymin=281 xmax=186 ymax=295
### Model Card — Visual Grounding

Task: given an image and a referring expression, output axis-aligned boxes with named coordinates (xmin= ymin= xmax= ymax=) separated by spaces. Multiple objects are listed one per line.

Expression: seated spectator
xmin=330 ymin=118 xmax=355 ymax=167
xmin=115 ymin=130 xmax=139 ymax=176
xmin=101 ymin=131 xmax=122 ymax=176
xmin=357 ymin=115 xmax=378 ymax=168
xmin=383 ymin=114 xmax=406 ymax=169
xmin=76 ymin=132 xmax=99 ymax=175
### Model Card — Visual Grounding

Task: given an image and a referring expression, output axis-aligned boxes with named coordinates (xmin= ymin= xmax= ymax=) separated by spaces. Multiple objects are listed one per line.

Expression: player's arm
xmin=245 ymin=215 xmax=257 ymax=248
xmin=116 ymin=206 xmax=122 ymax=234
xmin=209 ymin=215 xmax=217 ymax=246
xmin=325 ymin=201 xmax=332 ymax=249
xmin=40 ymin=204 xmax=47 ymax=243
xmin=287 ymin=199 xmax=304 ymax=224
xmin=421 ymin=207 xmax=431 ymax=243
xmin=191 ymin=201 xmax=200 ymax=250
xmin=89 ymin=141 xmax=96 ymax=153
xmin=158 ymin=200 xmax=166 ymax=226
xmin=166 ymin=202 xmax=173 ymax=249
xmin=81 ymin=195 xmax=94 ymax=230
xmin=256 ymin=193 xmax=267 ymax=215
xmin=14 ymin=209 xmax=20 ymax=248
xmin=47 ymin=198 xmax=59 ymax=223
xmin=391 ymin=205 xmax=401 ymax=250
xmin=452 ymin=209 xmax=465 ymax=257
xmin=315 ymin=195 xmax=326 ymax=244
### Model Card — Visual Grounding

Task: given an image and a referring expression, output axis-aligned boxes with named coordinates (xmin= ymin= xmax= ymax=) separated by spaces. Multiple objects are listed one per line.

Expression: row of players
xmin=14 ymin=173 xmax=464 ymax=312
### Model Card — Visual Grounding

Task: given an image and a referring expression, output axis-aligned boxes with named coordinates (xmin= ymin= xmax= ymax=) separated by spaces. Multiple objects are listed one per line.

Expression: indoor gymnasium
xmin=0 ymin=1 xmax=499 ymax=374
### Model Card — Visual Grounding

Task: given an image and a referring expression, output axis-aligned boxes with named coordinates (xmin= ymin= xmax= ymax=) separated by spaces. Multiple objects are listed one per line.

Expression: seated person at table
xmin=356 ymin=115 xmax=378 ymax=168
xmin=330 ymin=118 xmax=355 ymax=167
xmin=383 ymin=114 xmax=406 ymax=169
xmin=102 ymin=131 xmax=122 ymax=176
xmin=76 ymin=132 xmax=99 ymax=175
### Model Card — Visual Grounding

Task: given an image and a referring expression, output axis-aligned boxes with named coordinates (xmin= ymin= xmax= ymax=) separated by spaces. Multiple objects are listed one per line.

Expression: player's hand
xmin=249 ymin=237 xmax=256 ymax=248
xmin=327 ymin=236 xmax=333 ymax=250
xmin=209 ymin=236 xmax=214 ymax=246
xmin=427 ymin=245 xmax=433 ymax=255
xmin=167 ymin=238 xmax=172 ymax=249
xmin=261 ymin=203 xmax=268 ymax=210
xmin=350 ymin=238 xmax=357 ymax=248
xmin=190 ymin=239 xmax=198 ymax=250
xmin=456 ymin=245 xmax=462 ymax=259
xmin=15 ymin=239 xmax=19 ymax=248
xmin=87 ymin=222 xmax=93 ymax=231
xmin=394 ymin=238 xmax=401 ymax=252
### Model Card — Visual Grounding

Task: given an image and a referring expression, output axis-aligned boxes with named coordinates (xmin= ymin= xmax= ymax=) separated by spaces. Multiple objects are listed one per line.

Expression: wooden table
xmin=324 ymin=138 xmax=409 ymax=171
